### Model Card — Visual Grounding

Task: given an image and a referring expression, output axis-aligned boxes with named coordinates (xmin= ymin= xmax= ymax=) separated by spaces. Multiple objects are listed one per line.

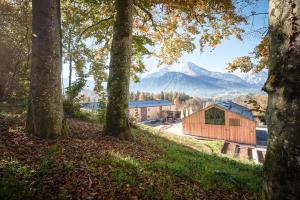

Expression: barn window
xmin=205 ymin=107 xmax=225 ymax=125
xmin=229 ymin=118 xmax=240 ymax=126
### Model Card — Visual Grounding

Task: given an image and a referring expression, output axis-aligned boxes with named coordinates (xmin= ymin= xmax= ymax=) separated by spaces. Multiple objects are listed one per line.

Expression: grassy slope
xmin=0 ymin=113 xmax=262 ymax=200
xmin=134 ymin=126 xmax=262 ymax=196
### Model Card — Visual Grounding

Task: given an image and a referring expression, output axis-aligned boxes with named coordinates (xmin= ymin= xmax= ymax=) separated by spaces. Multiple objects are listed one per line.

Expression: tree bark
xmin=263 ymin=0 xmax=300 ymax=199
xmin=68 ymin=30 xmax=72 ymax=90
xmin=104 ymin=0 xmax=133 ymax=139
xmin=68 ymin=44 xmax=72 ymax=90
xmin=27 ymin=0 xmax=63 ymax=138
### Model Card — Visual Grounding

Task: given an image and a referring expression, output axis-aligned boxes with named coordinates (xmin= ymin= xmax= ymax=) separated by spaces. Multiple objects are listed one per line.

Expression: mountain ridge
xmin=131 ymin=62 xmax=266 ymax=97
xmin=64 ymin=62 xmax=267 ymax=98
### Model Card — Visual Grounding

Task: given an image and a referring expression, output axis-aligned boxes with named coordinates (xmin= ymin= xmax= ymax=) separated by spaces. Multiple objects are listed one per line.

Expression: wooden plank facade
xmin=183 ymin=104 xmax=256 ymax=145
xmin=128 ymin=100 xmax=176 ymax=122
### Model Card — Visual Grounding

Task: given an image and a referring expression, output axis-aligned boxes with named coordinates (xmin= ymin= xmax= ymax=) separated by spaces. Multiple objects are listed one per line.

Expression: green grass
xmin=133 ymin=126 xmax=262 ymax=192
xmin=72 ymin=109 xmax=99 ymax=122
xmin=0 ymin=116 xmax=262 ymax=199
xmin=84 ymin=126 xmax=262 ymax=199
xmin=0 ymin=160 xmax=34 ymax=200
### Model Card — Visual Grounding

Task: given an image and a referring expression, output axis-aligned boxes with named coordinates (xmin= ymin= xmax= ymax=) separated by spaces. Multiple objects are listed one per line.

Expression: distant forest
xmin=129 ymin=91 xmax=191 ymax=102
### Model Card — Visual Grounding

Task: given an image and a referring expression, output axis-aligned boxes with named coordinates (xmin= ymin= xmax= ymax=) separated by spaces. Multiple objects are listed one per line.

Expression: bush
xmin=63 ymin=99 xmax=81 ymax=117
xmin=63 ymin=77 xmax=86 ymax=117
xmin=97 ymin=108 xmax=106 ymax=124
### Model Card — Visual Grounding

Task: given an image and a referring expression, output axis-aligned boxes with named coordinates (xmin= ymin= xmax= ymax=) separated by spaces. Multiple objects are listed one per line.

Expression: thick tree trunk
xmin=104 ymin=0 xmax=133 ymax=139
xmin=27 ymin=0 xmax=63 ymax=138
xmin=263 ymin=0 xmax=300 ymax=199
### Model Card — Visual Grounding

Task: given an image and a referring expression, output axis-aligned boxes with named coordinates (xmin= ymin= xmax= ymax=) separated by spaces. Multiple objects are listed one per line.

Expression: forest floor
xmin=0 ymin=111 xmax=262 ymax=200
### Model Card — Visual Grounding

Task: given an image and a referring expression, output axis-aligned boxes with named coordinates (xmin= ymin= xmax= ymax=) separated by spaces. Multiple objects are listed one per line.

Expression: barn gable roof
xmin=213 ymin=101 xmax=255 ymax=121
xmin=128 ymin=100 xmax=173 ymax=108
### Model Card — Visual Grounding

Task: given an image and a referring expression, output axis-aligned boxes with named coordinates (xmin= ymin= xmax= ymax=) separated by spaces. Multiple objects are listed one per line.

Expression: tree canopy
xmin=61 ymin=0 xmax=247 ymax=88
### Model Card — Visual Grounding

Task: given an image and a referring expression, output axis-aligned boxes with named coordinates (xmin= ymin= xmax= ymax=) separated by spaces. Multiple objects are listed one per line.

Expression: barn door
xmin=141 ymin=107 xmax=147 ymax=121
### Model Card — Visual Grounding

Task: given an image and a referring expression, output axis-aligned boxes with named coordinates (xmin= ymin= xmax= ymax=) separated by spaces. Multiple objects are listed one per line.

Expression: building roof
xmin=81 ymin=100 xmax=173 ymax=110
xmin=128 ymin=100 xmax=173 ymax=108
xmin=213 ymin=101 xmax=255 ymax=121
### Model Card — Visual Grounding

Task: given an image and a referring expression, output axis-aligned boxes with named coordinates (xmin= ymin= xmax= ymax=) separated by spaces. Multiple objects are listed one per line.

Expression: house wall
xmin=146 ymin=106 xmax=161 ymax=120
xmin=128 ymin=107 xmax=142 ymax=122
xmin=128 ymin=104 xmax=176 ymax=122
xmin=162 ymin=105 xmax=176 ymax=111
xmin=182 ymin=106 xmax=256 ymax=145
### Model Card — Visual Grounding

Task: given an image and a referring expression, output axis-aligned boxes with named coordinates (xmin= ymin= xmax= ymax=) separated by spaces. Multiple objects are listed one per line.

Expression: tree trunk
xmin=27 ymin=0 xmax=63 ymax=138
xmin=68 ymin=31 xmax=72 ymax=90
xmin=68 ymin=49 xmax=72 ymax=90
xmin=104 ymin=0 xmax=133 ymax=139
xmin=263 ymin=0 xmax=300 ymax=199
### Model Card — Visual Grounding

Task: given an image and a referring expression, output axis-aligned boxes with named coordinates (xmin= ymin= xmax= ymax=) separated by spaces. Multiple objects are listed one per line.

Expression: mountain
xmin=145 ymin=67 xmax=170 ymax=78
xmin=63 ymin=62 xmax=267 ymax=99
xmin=240 ymin=70 xmax=268 ymax=87
xmin=172 ymin=62 xmax=248 ymax=84
xmin=130 ymin=62 xmax=266 ymax=97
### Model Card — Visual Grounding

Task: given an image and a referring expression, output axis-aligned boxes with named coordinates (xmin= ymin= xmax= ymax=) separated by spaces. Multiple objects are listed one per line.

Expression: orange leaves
xmin=134 ymin=0 xmax=246 ymax=66
xmin=227 ymin=37 xmax=269 ymax=74
xmin=136 ymin=25 xmax=149 ymax=33
xmin=254 ymin=37 xmax=269 ymax=58
xmin=186 ymin=25 xmax=199 ymax=34
xmin=226 ymin=56 xmax=254 ymax=73
xmin=267 ymin=75 xmax=276 ymax=85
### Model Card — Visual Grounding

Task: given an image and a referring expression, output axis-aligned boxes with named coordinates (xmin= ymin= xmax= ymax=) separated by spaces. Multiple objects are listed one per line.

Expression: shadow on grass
xmin=131 ymin=125 xmax=262 ymax=198
xmin=84 ymin=132 xmax=262 ymax=199
xmin=0 ymin=113 xmax=262 ymax=199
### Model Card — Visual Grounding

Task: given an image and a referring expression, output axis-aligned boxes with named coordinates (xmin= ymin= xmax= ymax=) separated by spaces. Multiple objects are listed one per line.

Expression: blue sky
xmin=63 ymin=0 xmax=268 ymax=80
xmin=142 ymin=0 xmax=268 ymax=76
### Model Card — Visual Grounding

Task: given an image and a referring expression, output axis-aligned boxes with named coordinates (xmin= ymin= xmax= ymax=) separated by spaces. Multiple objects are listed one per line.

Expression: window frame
xmin=205 ymin=107 xmax=225 ymax=125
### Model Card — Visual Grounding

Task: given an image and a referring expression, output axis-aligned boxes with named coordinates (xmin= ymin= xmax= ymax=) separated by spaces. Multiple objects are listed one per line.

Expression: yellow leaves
xmin=151 ymin=32 xmax=161 ymax=41
xmin=136 ymin=25 xmax=149 ymax=33
xmin=226 ymin=56 xmax=254 ymax=73
xmin=134 ymin=0 xmax=246 ymax=66
xmin=227 ymin=36 xmax=269 ymax=74
xmin=268 ymin=75 xmax=276 ymax=85
xmin=253 ymin=37 xmax=269 ymax=58
xmin=186 ymin=25 xmax=198 ymax=34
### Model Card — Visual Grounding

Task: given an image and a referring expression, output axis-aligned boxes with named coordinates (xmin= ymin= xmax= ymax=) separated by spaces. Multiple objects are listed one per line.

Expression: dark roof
xmin=128 ymin=100 xmax=173 ymax=108
xmin=214 ymin=101 xmax=255 ymax=121
xmin=81 ymin=102 xmax=98 ymax=110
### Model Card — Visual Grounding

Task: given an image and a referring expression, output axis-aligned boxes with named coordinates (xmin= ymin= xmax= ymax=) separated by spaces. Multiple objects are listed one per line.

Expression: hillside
xmin=63 ymin=62 xmax=267 ymax=100
xmin=130 ymin=62 xmax=267 ymax=97
xmin=0 ymin=111 xmax=262 ymax=200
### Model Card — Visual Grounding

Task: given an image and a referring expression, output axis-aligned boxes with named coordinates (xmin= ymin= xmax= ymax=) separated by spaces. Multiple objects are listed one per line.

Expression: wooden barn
xmin=182 ymin=101 xmax=256 ymax=145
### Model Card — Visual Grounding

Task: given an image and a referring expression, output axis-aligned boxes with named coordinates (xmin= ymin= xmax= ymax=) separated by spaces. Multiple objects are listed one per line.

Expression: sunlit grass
xmin=132 ymin=125 xmax=262 ymax=194
xmin=84 ymin=126 xmax=262 ymax=198
xmin=0 ymin=113 xmax=262 ymax=199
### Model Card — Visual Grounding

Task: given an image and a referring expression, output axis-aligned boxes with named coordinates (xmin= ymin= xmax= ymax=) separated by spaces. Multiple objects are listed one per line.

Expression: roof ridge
xmin=214 ymin=100 xmax=255 ymax=121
